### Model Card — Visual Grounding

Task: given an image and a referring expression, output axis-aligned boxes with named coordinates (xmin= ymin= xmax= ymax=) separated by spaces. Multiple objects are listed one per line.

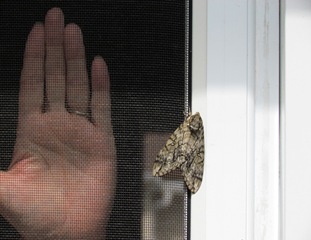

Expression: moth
xmin=153 ymin=112 xmax=204 ymax=194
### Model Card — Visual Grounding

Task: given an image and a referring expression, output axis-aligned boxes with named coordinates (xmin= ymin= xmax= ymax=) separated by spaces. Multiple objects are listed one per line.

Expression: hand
xmin=0 ymin=8 xmax=115 ymax=240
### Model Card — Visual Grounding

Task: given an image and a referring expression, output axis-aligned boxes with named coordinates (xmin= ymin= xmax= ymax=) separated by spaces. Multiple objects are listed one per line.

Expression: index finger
xmin=19 ymin=23 xmax=45 ymax=116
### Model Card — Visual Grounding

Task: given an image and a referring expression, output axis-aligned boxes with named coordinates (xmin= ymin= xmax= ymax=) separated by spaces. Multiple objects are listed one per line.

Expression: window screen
xmin=0 ymin=1 xmax=190 ymax=239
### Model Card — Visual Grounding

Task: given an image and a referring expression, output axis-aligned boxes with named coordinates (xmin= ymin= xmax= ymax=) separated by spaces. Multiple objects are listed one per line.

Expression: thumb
xmin=0 ymin=170 xmax=12 ymax=215
xmin=0 ymin=170 xmax=27 ymax=233
xmin=0 ymin=170 xmax=9 ymax=198
xmin=0 ymin=169 xmax=30 ymax=226
xmin=0 ymin=159 xmax=48 ymax=213
xmin=0 ymin=169 xmax=28 ymax=213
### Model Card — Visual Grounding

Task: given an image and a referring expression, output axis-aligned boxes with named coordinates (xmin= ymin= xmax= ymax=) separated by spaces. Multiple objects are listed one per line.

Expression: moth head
xmin=187 ymin=113 xmax=202 ymax=131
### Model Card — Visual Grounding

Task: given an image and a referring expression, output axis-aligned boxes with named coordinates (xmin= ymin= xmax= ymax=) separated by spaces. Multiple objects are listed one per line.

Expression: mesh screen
xmin=0 ymin=1 xmax=189 ymax=239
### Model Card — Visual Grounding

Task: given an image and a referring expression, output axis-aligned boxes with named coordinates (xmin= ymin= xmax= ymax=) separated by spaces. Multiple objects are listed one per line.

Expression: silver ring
xmin=73 ymin=110 xmax=89 ymax=117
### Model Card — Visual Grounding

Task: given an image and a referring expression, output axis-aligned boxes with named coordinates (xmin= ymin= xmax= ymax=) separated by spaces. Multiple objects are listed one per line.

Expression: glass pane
xmin=0 ymin=1 xmax=188 ymax=239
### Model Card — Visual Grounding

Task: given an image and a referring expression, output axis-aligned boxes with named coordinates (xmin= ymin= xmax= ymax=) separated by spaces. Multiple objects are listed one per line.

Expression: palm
xmin=0 ymin=8 xmax=115 ymax=240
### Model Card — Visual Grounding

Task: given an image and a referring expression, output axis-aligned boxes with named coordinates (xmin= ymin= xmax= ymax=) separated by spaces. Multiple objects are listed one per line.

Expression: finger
xmin=45 ymin=7 xmax=66 ymax=111
xmin=91 ymin=57 xmax=112 ymax=128
xmin=19 ymin=23 xmax=45 ymax=116
xmin=64 ymin=24 xmax=89 ymax=113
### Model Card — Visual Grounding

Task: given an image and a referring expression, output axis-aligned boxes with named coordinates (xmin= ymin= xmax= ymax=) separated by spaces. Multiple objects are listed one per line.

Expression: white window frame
xmin=191 ymin=1 xmax=280 ymax=239
xmin=283 ymin=0 xmax=311 ymax=239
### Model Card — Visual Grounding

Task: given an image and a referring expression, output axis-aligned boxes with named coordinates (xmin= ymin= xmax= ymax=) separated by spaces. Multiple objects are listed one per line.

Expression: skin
xmin=0 ymin=8 xmax=115 ymax=239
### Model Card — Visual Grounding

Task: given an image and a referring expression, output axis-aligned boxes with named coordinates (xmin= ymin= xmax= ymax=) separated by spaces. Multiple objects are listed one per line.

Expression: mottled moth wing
xmin=153 ymin=112 xmax=204 ymax=194
xmin=180 ymin=113 xmax=204 ymax=193
xmin=152 ymin=118 xmax=191 ymax=176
